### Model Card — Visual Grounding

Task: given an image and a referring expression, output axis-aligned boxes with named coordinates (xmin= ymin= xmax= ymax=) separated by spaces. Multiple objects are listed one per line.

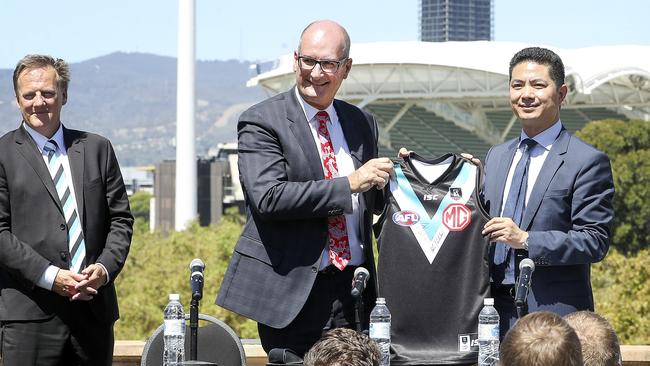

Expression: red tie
xmin=315 ymin=111 xmax=351 ymax=270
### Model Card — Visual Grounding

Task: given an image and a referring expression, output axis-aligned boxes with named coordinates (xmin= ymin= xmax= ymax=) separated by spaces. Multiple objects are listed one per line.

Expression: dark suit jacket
xmin=483 ymin=128 xmax=614 ymax=314
xmin=0 ymin=125 xmax=133 ymax=323
xmin=217 ymin=89 xmax=380 ymax=328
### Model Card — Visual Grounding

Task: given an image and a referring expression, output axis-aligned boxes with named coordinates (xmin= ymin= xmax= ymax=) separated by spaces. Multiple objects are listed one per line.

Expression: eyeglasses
xmin=297 ymin=55 xmax=348 ymax=73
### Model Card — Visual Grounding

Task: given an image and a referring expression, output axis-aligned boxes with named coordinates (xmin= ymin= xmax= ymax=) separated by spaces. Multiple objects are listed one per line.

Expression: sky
xmin=1 ymin=0 xmax=649 ymax=69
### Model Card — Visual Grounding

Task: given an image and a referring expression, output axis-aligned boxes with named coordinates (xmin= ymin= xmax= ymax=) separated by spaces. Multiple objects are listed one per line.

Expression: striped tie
xmin=43 ymin=140 xmax=86 ymax=273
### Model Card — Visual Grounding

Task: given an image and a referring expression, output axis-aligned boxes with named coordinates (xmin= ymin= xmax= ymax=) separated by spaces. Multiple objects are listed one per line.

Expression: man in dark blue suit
xmin=481 ymin=47 xmax=614 ymax=337
xmin=217 ymin=20 xmax=393 ymax=356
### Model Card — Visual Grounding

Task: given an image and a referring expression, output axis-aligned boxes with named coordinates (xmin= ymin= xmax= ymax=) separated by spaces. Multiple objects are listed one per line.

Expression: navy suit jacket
xmin=216 ymin=89 xmax=380 ymax=328
xmin=483 ymin=128 xmax=614 ymax=314
xmin=0 ymin=125 xmax=133 ymax=323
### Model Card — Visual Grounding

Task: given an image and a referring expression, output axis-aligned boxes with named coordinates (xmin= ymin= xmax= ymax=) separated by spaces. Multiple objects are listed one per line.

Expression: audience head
xmin=565 ymin=311 xmax=622 ymax=366
xmin=303 ymin=327 xmax=380 ymax=366
xmin=500 ymin=311 xmax=583 ymax=366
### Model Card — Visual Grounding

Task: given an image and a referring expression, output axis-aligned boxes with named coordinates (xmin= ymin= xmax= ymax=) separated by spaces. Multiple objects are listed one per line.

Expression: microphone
xmin=189 ymin=258 xmax=205 ymax=301
xmin=514 ymin=258 xmax=535 ymax=307
xmin=351 ymin=267 xmax=370 ymax=298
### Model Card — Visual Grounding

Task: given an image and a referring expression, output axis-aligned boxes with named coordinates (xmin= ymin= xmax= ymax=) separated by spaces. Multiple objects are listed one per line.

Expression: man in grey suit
xmin=217 ymin=20 xmax=393 ymax=356
xmin=0 ymin=55 xmax=133 ymax=365
xmin=481 ymin=47 xmax=614 ymax=337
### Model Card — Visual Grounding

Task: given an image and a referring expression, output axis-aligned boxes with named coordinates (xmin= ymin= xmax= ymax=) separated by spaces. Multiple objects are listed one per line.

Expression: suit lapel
xmin=64 ymin=127 xmax=85 ymax=224
xmin=521 ymin=129 xmax=569 ymax=229
xmin=14 ymin=127 xmax=63 ymax=212
xmin=334 ymin=100 xmax=364 ymax=169
xmin=287 ymin=89 xmax=325 ymax=179
xmin=492 ymin=139 xmax=518 ymax=217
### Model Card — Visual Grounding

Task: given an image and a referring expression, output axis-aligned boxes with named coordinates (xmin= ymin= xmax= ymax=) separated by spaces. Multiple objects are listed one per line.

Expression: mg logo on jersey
xmin=442 ymin=203 xmax=471 ymax=231
xmin=392 ymin=211 xmax=420 ymax=226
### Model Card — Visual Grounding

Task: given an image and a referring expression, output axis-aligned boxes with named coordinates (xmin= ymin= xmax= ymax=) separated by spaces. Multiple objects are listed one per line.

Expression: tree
xmin=114 ymin=211 xmax=257 ymax=340
xmin=576 ymin=119 xmax=650 ymax=253
xmin=128 ymin=191 xmax=153 ymax=234
xmin=592 ymin=247 xmax=650 ymax=344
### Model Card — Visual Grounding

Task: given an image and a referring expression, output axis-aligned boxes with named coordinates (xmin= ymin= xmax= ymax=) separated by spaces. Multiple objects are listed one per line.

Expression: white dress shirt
xmin=499 ymin=120 xmax=563 ymax=283
xmin=294 ymin=88 xmax=364 ymax=269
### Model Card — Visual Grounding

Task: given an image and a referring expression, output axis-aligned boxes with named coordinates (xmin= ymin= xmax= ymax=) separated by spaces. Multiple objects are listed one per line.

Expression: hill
xmin=0 ymin=52 xmax=266 ymax=166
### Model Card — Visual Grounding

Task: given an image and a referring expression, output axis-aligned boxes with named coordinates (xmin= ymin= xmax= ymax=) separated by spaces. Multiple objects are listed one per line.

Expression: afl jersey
xmin=374 ymin=152 xmax=491 ymax=365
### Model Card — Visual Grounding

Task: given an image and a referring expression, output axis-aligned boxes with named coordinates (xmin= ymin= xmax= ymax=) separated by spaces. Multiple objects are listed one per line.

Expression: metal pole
xmin=175 ymin=0 xmax=197 ymax=231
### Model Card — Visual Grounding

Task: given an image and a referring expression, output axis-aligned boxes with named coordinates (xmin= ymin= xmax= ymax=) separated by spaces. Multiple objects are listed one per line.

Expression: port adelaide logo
xmin=392 ymin=211 xmax=420 ymax=226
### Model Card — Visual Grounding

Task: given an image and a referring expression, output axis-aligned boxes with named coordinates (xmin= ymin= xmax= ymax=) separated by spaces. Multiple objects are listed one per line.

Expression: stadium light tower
xmin=175 ymin=0 xmax=196 ymax=231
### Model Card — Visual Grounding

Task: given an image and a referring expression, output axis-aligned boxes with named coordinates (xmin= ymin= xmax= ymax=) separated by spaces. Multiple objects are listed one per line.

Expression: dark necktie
xmin=491 ymin=138 xmax=537 ymax=284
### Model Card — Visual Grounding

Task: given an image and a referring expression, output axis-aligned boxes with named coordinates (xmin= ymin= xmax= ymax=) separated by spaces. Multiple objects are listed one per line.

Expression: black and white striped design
xmin=43 ymin=140 xmax=86 ymax=273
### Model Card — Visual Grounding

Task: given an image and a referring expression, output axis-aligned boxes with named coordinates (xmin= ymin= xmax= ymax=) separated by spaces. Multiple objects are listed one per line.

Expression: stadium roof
xmin=248 ymin=41 xmax=650 ymax=158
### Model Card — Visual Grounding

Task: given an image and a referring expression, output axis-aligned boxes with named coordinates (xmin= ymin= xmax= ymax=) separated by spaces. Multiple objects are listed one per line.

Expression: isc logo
xmin=392 ymin=211 xmax=420 ymax=226
xmin=442 ymin=203 xmax=471 ymax=231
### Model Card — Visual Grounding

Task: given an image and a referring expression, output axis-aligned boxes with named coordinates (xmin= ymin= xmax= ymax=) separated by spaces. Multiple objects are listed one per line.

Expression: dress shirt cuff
xmin=97 ymin=262 xmax=110 ymax=285
xmin=36 ymin=265 xmax=60 ymax=291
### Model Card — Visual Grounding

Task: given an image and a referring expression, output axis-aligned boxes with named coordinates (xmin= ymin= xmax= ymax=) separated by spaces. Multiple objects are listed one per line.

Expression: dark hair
xmin=509 ymin=47 xmax=565 ymax=88
xmin=565 ymin=311 xmax=622 ymax=366
xmin=303 ymin=328 xmax=380 ymax=366
xmin=500 ymin=311 xmax=583 ymax=366
xmin=13 ymin=54 xmax=70 ymax=95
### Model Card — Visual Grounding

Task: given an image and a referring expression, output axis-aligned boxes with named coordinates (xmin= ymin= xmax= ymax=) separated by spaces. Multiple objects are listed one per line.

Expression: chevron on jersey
xmin=389 ymin=161 xmax=477 ymax=264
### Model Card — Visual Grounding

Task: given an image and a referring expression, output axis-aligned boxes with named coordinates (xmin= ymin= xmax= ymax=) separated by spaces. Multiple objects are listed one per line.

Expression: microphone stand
xmin=516 ymin=302 xmax=527 ymax=319
xmin=189 ymin=297 xmax=199 ymax=361
xmin=354 ymin=296 xmax=364 ymax=333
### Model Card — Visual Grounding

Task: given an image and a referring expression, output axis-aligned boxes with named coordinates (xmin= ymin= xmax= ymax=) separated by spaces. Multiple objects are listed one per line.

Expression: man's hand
xmin=482 ymin=217 xmax=528 ymax=248
xmin=460 ymin=153 xmax=482 ymax=167
xmin=52 ymin=269 xmax=87 ymax=298
xmin=72 ymin=264 xmax=107 ymax=301
xmin=348 ymin=158 xmax=394 ymax=193
xmin=398 ymin=147 xmax=411 ymax=158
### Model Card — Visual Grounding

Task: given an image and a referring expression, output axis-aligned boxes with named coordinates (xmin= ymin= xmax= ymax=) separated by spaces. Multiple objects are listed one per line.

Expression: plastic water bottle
xmin=370 ymin=297 xmax=391 ymax=366
xmin=163 ymin=293 xmax=185 ymax=366
xmin=478 ymin=297 xmax=500 ymax=366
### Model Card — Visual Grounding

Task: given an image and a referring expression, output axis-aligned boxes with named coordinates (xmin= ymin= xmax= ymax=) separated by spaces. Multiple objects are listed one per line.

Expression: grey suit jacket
xmin=216 ymin=89 xmax=380 ymax=328
xmin=483 ymin=128 xmax=614 ymax=314
xmin=0 ymin=125 xmax=133 ymax=322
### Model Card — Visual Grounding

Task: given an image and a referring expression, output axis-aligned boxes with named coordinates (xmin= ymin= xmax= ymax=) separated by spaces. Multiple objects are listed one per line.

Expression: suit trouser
xmin=257 ymin=265 xmax=359 ymax=357
xmin=0 ymin=302 xmax=114 ymax=366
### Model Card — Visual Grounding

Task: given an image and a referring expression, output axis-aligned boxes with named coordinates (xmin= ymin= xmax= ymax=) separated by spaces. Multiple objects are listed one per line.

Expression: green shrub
xmin=114 ymin=211 xmax=256 ymax=340
xmin=592 ymin=247 xmax=650 ymax=344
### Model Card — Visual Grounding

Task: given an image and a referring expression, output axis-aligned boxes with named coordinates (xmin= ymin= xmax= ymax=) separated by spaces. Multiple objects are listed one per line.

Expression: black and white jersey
xmin=374 ymin=152 xmax=491 ymax=365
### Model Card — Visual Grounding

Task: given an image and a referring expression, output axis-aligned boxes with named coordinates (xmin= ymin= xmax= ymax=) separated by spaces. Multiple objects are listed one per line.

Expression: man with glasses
xmin=217 ymin=19 xmax=393 ymax=356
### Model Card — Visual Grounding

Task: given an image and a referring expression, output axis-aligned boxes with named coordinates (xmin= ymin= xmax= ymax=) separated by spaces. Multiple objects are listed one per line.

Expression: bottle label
xmin=164 ymin=319 xmax=185 ymax=336
xmin=370 ymin=322 xmax=391 ymax=339
xmin=478 ymin=323 xmax=499 ymax=340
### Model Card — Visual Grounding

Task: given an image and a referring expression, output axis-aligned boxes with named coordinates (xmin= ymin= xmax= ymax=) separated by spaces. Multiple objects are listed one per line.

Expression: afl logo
xmin=392 ymin=211 xmax=420 ymax=226
xmin=442 ymin=203 xmax=471 ymax=231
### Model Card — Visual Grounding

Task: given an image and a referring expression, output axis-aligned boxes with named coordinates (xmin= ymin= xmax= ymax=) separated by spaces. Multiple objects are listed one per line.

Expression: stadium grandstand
xmin=248 ymin=41 xmax=650 ymax=159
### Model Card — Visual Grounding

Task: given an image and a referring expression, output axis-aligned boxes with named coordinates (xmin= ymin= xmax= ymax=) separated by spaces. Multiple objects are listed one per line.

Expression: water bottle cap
xmin=376 ymin=297 xmax=386 ymax=305
xmin=484 ymin=297 xmax=494 ymax=306
xmin=169 ymin=293 xmax=180 ymax=301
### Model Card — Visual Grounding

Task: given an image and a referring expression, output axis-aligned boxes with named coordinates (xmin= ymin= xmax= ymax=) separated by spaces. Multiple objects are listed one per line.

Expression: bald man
xmin=217 ymin=20 xmax=392 ymax=355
